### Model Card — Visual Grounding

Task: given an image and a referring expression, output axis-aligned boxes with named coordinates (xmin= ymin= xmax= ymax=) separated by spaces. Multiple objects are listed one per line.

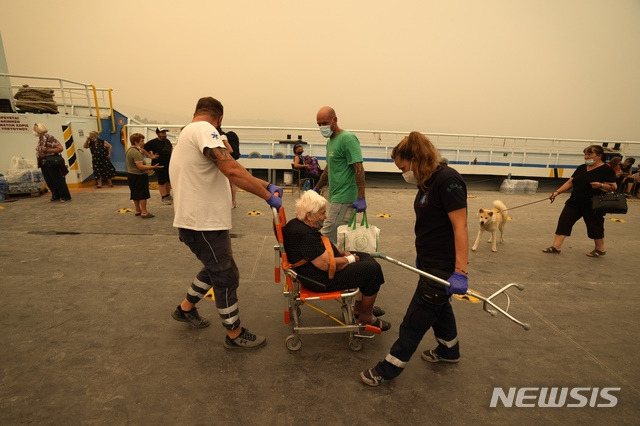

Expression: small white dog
xmin=471 ymin=200 xmax=508 ymax=253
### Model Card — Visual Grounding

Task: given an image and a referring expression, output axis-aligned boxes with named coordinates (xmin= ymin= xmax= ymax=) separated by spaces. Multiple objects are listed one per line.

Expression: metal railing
xmin=122 ymin=124 xmax=640 ymax=177
xmin=0 ymin=73 xmax=114 ymax=132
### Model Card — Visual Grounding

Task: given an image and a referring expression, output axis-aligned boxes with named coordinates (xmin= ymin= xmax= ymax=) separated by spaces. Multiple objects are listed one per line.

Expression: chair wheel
xmin=349 ymin=338 xmax=363 ymax=352
xmin=285 ymin=335 xmax=302 ymax=351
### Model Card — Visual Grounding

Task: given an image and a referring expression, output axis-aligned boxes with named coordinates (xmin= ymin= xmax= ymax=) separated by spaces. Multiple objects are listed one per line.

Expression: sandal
xmin=135 ymin=212 xmax=142 ymax=216
xmin=586 ymin=249 xmax=606 ymax=257
xmin=360 ymin=318 xmax=391 ymax=332
xmin=141 ymin=213 xmax=155 ymax=218
xmin=542 ymin=246 xmax=561 ymax=254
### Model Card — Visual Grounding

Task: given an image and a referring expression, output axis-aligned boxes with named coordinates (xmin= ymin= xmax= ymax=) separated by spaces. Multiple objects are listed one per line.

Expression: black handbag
xmin=44 ymin=155 xmax=65 ymax=168
xmin=591 ymin=192 xmax=628 ymax=214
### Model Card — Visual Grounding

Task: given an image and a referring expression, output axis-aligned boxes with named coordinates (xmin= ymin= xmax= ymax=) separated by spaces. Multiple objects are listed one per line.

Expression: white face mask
xmin=585 ymin=158 xmax=596 ymax=166
xmin=319 ymin=125 xmax=332 ymax=138
xmin=402 ymin=171 xmax=418 ymax=185
xmin=402 ymin=159 xmax=419 ymax=184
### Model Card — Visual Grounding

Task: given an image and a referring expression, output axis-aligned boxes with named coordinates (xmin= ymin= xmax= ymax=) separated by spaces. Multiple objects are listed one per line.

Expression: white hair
xmin=34 ymin=123 xmax=48 ymax=134
xmin=294 ymin=190 xmax=327 ymax=220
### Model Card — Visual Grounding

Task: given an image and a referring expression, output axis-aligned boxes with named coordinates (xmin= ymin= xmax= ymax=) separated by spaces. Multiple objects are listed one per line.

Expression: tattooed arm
xmin=353 ymin=161 xmax=366 ymax=198
xmin=204 ymin=146 xmax=271 ymax=199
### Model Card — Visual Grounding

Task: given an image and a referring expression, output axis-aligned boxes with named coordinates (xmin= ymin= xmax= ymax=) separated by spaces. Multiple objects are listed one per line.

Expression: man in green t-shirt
xmin=313 ymin=106 xmax=367 ymax=244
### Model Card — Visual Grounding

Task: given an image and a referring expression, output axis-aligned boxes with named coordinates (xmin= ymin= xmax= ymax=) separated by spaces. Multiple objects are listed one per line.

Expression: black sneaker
xmin=421 ymin=349 xmax=460 ymax=363
xmin=171 ymin=305 xmax=210 ymax=328
xmin=223 ymin=328 xmax=267 ymax=349
xmin=360 ymin=368 xmax=386 ymax=387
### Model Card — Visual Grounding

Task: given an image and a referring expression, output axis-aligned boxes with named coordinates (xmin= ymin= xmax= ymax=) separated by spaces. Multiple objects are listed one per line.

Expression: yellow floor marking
xmin=454 ymin=292 xmax=481 ymax=303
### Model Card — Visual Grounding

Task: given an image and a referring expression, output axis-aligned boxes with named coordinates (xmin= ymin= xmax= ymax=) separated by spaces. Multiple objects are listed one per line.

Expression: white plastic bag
xmin=337 ymin=211 xmax=380 ymax=253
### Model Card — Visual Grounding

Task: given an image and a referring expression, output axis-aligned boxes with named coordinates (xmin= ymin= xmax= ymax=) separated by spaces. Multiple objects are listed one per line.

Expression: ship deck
xmin=1 ymin=177 xmax=639 ymax=424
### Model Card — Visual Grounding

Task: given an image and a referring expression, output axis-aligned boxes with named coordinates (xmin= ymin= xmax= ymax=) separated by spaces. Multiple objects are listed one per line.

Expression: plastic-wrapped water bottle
xmin=303 ymin=180 xmax=311 ymax=191
xmin=0 ymin=175 xmax=7 ymax=202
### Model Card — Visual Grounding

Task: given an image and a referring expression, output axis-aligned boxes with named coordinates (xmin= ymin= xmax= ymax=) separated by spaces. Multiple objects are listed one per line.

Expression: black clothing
xmin=282 ymin=218 xmax=384 ymax=296
xmin=144 ymin=137 xmax=172 ymax=165
xmin=224 ymin=131 xmax=241 ymax=160
xmin=127 ymin=173 xmax=150 ymax=200
xmin=374 ymin=164 xmax=466 ymax=380
xmin=87 ymin=138 xmax=116 ymax=179
xmin=144 ymin=137 xmax=172 ymax=185
xmin=554 ymin=163 xmax=616 ymax=239
xmin=41 ymin=164 xmax=71 ymax=201
xmin=414 ymin=166 xmax=467 ymax=272
xmin=566 ymin=164 xmax=616 ymax=208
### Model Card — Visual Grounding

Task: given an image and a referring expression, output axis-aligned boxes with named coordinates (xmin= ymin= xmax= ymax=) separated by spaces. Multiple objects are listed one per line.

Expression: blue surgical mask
xmin=319 ymin=125 xmax=332 ymax=138
xmin=585 ymin=159 xmax=596 ymax=166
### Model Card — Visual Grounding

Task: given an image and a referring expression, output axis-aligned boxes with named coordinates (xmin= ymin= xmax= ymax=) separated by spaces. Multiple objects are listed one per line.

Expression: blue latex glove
xmin=352 ymin=197 xmax=367 ymax=213
xmin=312 ymin=187 xmax=321 ymax=194
xmin=446 ymin=272 xmax=468 ymax=295
xmin=267 ymin=183 xmax=283 ymax=198
xmin=266 ymin=194 xmax=282 ymax=211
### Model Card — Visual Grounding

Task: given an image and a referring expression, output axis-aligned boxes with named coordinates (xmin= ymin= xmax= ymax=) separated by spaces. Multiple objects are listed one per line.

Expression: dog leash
xmin=497 ymin=197 xmax=552 ymax=213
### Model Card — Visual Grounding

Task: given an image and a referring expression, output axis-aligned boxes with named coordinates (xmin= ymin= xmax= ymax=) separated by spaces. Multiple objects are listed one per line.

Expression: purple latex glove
xmin=312 ymin=187 xmax=321 ymax=194
xmin=267 ymin=183 xmax=283 ymax=198
xmin=266 ymin=194 xmax=282 ymax=211
xmin=352 ymin=197 xmax=367 ymax=213
xmin=266 ymin=183 xmax=283 ymax=211
xmin=446 ymin=272 xmax=468 ymax=295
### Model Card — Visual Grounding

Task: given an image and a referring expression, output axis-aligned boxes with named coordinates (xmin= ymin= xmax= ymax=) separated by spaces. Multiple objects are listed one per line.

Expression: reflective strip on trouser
xmin=384 ymin=353 xmax=407 ymax=369
xmin=375 ymin=285 xmax=459 ymax=380
xmin=179 ymin=229 xmax=241 ymax=330
xmin=436 ymin=336 xmax=459 ymax=348
xmin=187 ymin=277 xmax=211 ymax=301
xmin=217 ymin=298 xmax=239 ymax=328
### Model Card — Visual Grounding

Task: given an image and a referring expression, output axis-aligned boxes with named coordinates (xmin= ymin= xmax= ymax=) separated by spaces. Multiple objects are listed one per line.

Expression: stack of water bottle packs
xmin=499 ymin=178 xmax=539 ymax=195
xmin=3 ymin=156 xmax=45 ymax=195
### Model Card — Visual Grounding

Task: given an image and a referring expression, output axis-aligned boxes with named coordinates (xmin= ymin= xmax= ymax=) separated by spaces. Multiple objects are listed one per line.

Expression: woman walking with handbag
xmin=543 ymin=145 xmax=617 ymax=257
xmin=34 ymin=123 xmax=71 ymax=202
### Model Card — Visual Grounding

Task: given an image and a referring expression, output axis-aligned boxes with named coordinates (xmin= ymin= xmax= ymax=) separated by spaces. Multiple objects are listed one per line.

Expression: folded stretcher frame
xmin=272 ymin=206 xmax=381 ymax=352
xmin=370 ymin=252 xmax=531 ymax=331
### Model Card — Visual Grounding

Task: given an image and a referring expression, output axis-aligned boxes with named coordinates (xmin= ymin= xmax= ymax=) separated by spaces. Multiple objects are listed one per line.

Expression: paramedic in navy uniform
xmin=360 ymin=131 xmax=469 ymax=386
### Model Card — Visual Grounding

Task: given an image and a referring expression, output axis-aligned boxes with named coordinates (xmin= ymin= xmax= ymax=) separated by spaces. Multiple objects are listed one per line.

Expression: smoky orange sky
xmin=1 ymin=0 xmax=638 ymax=141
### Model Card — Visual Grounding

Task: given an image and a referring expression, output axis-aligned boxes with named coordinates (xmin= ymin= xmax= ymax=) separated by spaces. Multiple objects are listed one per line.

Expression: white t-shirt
xmin=170 ymin=121 xmax=232 ymax=230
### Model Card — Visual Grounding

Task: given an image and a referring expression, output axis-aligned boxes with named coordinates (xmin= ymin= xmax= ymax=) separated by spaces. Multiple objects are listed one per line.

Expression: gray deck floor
xmin=1 ymin=178 xmax=638 ymax=425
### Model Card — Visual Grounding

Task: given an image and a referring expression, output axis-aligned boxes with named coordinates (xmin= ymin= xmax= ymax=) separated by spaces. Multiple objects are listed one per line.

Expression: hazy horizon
xmin=1 ymin=0 xmax=638 ymax=141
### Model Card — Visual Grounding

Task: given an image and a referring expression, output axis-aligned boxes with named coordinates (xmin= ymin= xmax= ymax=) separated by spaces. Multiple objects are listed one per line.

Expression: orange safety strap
xmin=283 ymin=236 xmax=336 ymax=279
xmin=287 ymin=258 xmax=307 ymax=269
xmin=321 ymin=236 xmax=336 ymax=279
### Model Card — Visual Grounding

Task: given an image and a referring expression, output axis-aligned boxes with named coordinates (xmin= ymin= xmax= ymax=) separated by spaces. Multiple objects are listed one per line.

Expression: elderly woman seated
xmin=282 ymin=190 xmax=390 ymax=331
